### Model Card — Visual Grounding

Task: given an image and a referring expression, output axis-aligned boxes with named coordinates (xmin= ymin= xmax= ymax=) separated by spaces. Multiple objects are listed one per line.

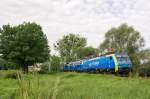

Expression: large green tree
xmin=0 ymin=22 xmax=50 ymax=72
xmin=54 ymin=33 xmax=86 ymax=63
xmin=100 ymin=23 xmax=145 ymax=74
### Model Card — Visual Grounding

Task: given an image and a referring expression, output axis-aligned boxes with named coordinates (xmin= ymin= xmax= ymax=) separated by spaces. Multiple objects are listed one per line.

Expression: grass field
xmin=0 ymin=71 xmax=150 ymax=99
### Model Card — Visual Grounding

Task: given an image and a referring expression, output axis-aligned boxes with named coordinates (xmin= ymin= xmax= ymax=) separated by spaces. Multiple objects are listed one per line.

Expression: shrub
xmin=51 ymin=55 xmax=61 ymax=72
xmin=39 ymin=56 xmax=61 ymax=74
xmin=39 ymin=62 xmax=50 ymax=73
xmin=139 ymin=65 xmax=150 ymax=77
xmin=0 ymin=70 xmax=19 ymax=79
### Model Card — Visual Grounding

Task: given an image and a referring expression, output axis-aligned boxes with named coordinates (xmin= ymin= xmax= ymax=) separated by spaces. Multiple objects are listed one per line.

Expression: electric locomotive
xmin=63 ymin=52 xmax=132 ymax=74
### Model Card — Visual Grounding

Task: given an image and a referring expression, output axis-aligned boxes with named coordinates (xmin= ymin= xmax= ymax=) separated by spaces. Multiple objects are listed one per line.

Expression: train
xmin=63 ymin=52 xmax=132 ymax=74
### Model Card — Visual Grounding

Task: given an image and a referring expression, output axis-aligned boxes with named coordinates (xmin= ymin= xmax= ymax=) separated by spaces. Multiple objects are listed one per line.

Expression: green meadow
xmin=0 ymin=71 xmax=150 ymax=99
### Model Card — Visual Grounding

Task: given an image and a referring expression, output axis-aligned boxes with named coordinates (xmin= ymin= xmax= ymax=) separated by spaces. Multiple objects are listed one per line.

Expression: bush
xmin=0 ymin=70 xmax=19 ymax=79
xmin=40 ymin=59 xmax=61 ymax=74
xmin=51 ymin=55 xmax=61 ymax=72
xmin=0 ymin=58 xmax=19 ymax=70
xmin=139 ymin=66 xmax=150 ymax=77
xmin=39 ymin=62 xmax=50 ymax=73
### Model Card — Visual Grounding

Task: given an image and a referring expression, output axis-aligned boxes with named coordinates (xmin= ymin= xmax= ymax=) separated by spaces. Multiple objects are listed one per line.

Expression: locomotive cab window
xmin=117 ymin=57 xmax=128 ymax=62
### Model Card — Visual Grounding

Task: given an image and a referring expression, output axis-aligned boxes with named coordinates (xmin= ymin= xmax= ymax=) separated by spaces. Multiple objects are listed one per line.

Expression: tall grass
xmin=0 ymin=71 xmax=150 ymax=99
xmin=13 ymin=71 xmax=62 ymax=99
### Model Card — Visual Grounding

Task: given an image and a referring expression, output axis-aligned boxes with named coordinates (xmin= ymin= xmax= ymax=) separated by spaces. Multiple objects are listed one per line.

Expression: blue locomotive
xmin=63 ymin=52 xmax=132 ymax=74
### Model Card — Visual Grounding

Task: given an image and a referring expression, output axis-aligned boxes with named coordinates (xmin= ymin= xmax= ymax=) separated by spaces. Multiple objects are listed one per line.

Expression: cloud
xmin=0 ymin=0 xmax=150 ymax=54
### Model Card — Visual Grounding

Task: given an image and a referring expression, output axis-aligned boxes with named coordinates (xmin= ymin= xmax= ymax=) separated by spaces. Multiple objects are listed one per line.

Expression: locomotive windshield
xmin=116 ymin=54 xmax=132 ymax=69
xmin=117 ymin=57 xmax=130 ymax=62
xmin=116 ymin=54 xmax=131 ymax=62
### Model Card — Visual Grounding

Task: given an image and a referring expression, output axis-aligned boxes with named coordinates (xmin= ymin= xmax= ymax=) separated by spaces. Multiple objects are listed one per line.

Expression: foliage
xmin=54 ymin=33 xmax=86 ymax=62
xmin=139 ymin=67 xmax=150 ymax=77
xmin=0 ymin=70 xmax=19 ymax=79
xmin=0 ymin=22 xmax=50 ymax=72
xmin=0 ymin=58 xmax=19 ymax=70
xmin=139 ymin=62 xmax=150 ymax=77
xmin=76 ymin=46 xmax=100 ymax=59
xmin=40 ymin=62 xmax=50 ymax=73
xmin=40 ymin=56 xmax=61 ymax=73
xmin=0 ymin=58 xmax=7 ymax=70
xmin=5 ymin=61 xmax=19 ymax=69
xmin=100 ymin=23 xmax=144 ymax=51
xmin=139 ymin=49 xmax=150 ymax=62
xmin=51 ymin=55 xmax=61 ymax=72
xmin=138 ymin=49 xmax=150 ymax=77
xmin=0 ymin=72 xmax=150 ymax=99
xmin=100 ymin=23 xmax=145 ymax=74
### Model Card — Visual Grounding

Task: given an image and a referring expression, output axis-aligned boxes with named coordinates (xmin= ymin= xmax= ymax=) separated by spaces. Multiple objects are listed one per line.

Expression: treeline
xmin=0 ymin=22 xmax=150 ymax=76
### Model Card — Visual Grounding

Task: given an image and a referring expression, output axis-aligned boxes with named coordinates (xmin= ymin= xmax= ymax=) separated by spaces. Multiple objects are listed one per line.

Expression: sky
xmin=0 ymin=0 xmax=150 ymax=54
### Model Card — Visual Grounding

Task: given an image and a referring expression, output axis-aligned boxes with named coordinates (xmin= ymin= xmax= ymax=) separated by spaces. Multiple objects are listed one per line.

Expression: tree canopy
xmin=0 ymin=22 xmax=50 ymax=72
xmin=100 ymin=23 xmax=145 ymax=73
xmin=100 ymin=24 xmax=144 ymax=52
xmin=54 ymin=33 xmax=87 ymax=62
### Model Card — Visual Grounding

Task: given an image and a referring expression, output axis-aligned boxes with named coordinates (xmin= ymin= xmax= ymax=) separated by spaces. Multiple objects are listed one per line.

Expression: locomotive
xmin=63 ymin=52 xmax=132 ymax=74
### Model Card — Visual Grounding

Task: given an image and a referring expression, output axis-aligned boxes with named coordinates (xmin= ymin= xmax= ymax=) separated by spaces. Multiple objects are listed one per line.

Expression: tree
xmin=54 ymin=33 xmax=86 ymax=63
xmin=51 ymin=55 xmax=61 ymax=72
xmin=76 ymin=46 xmax=100 ymax=59
xmin=100 ymin=23 xmax=145 ymax=74
xmin=0 ymin=22 xmax=50 ymax=72
xmin=139 ymin=49 xmax=150 ymax=62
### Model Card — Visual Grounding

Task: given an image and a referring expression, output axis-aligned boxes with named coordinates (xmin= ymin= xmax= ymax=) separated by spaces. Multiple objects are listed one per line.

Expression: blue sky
xmin=0 ymin=0 xmax=150 ymax=53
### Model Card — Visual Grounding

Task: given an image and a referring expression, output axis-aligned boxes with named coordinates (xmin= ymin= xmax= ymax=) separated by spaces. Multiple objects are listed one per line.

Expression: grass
xmin=0 ymin=71 xmax=150 ymax=99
